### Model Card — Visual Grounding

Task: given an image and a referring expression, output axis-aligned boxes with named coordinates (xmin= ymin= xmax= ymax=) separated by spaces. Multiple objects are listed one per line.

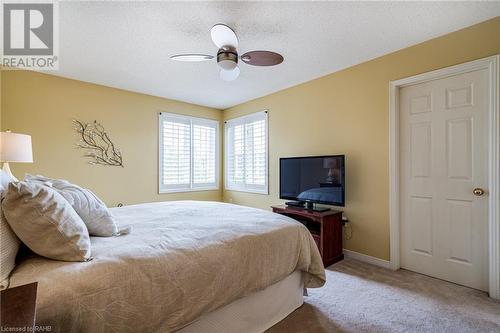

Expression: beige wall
xmin=222 ymin=17 xmax=500 ymax=261
xmin=1 ymin=70 xmax=222 ymax=206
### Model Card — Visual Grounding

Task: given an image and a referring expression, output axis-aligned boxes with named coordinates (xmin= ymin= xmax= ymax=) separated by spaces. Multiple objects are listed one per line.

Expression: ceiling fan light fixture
xmin=217 ymin=50 xmax=238 ymax=70
xmin=218 ymin=59 xmax=237 ymax=71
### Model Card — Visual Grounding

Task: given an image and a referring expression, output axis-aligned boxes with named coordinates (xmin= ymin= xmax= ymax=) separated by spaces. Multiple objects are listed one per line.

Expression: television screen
xmin=280 ymin=155 xmax=345 ymax=207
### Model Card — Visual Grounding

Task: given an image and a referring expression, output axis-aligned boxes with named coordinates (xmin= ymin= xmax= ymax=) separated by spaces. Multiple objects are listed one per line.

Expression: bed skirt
xmin=177 ymin=271 xmax=304 ymax=333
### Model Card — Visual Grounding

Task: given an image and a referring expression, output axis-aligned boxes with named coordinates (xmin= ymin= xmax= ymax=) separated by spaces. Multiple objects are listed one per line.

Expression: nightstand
xmin=0 ymin=282 xmax=38 ymax=331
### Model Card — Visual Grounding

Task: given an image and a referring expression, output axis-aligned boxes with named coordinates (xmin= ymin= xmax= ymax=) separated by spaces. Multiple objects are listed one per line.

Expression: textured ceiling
xmin=51 ymin=1 xmax=500 ymax=109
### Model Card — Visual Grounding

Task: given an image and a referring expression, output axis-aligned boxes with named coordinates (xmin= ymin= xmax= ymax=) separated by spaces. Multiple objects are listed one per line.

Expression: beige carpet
xmin=267 ymin=258 xmax=500 ymax=333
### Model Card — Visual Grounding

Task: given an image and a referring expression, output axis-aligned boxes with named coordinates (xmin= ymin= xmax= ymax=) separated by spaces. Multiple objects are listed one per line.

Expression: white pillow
xmin=0 ymin=169 xmax=13 ymax=189
xmin=25 ymin=175 xmax=120 ymax=237
xmin=2 ymin=182 xmax=92 ymax=262
xmin=0 ymin=170 xmax=20 ymax=289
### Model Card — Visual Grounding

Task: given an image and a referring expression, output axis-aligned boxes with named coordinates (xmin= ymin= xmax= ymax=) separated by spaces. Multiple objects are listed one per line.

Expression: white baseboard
xmin=343 ymin=249 xmax=393 ymax=270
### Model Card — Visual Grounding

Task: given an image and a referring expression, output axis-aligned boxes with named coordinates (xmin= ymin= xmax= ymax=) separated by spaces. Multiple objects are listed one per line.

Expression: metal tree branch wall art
xmin=73 ymin=120 xmax=124 ymax=167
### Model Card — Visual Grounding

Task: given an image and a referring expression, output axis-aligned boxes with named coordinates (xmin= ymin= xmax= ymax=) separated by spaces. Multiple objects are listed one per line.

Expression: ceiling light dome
xmin=218 ymin=59 xmax=237 ymax=70
xmin=217 ymin=49 xmax=238 ymax=70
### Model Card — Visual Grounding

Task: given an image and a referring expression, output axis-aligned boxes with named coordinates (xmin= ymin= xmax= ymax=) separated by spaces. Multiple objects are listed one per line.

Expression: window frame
xmin=158 ymin=112 xmax=219 ymax=194
xmin=224 ymin=110 xmax=269 ymax=195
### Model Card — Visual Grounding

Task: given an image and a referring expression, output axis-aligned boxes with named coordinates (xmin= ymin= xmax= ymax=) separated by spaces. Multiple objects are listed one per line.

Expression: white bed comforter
xmin=9 ymin=201 xmax=326 ymax=332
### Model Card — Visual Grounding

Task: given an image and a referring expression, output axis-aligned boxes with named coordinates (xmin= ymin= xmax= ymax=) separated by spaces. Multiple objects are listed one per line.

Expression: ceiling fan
xmin=170 ymin=24 xmax=284 ymax=81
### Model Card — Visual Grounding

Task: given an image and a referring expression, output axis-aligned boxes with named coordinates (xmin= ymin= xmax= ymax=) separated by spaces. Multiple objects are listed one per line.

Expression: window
xmin=225 ymin=111 xmax=268 ymax=194
xmin=159 ymin=113 xmax=218 ymax=193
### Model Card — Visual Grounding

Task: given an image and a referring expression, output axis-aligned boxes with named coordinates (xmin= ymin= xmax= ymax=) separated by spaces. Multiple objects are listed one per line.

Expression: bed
xmin=8 ymin=201 xmax=325 ymax=332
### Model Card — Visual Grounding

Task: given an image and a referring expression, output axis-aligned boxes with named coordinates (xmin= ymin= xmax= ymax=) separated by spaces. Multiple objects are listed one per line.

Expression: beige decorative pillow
xmin=2 ymin=182 xmax=92 ymax=262
xmin=0 ymin=170 xmax=20 ymax=290
xmin=25 ymin=175 xmax=120 ymax=237
xmin=0 ymin=203 xmax=20 ymax=290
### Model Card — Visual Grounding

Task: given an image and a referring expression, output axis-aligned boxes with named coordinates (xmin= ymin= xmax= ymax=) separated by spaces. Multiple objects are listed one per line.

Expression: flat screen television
xmin=280 ymin=155 xmax=345 ymax=207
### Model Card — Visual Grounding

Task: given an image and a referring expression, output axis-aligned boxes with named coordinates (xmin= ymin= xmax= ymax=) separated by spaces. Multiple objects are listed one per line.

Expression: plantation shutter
xmin=225 ymin=111 xmax=268 ymax=194
xmin=192 ymin=121 xmax=217 ymax=187
xmin=159 ymin=113 xmax=218 ymax=192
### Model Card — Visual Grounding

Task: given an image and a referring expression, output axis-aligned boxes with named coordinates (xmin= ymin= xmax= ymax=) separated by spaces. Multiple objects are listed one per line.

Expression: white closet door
xmin=400 ymin=68 xmax=489 ymax=291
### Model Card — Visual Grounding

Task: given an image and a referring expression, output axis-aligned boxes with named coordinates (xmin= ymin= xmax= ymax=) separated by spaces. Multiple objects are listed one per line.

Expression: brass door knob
xmin=473 ymin=188 xmax=485 ymax=196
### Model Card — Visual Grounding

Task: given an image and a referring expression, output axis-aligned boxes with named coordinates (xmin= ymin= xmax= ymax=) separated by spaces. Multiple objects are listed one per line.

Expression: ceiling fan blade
xmin=220 ymin=66 xmax=240 ymax=81
xmin=210 ymin=24 xmax=238 ymax=49
xmin=241 ymin=51 xmax=283 ymax=66
xmin=170 ymin=54 xmax=213 ymax=62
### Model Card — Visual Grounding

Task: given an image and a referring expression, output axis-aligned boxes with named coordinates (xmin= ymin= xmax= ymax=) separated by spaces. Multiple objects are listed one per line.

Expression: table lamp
xmin=0 ymin=131 xmax=33 ymax=182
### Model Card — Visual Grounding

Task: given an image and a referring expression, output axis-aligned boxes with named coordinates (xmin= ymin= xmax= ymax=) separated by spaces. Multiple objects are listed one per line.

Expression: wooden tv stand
xmin=271 ymin=205 xmax=343 ymax=267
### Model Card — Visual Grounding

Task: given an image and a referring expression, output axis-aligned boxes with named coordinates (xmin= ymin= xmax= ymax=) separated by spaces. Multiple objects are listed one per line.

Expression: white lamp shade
xmin=0 ymin=132 xmax=33 ymax=163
